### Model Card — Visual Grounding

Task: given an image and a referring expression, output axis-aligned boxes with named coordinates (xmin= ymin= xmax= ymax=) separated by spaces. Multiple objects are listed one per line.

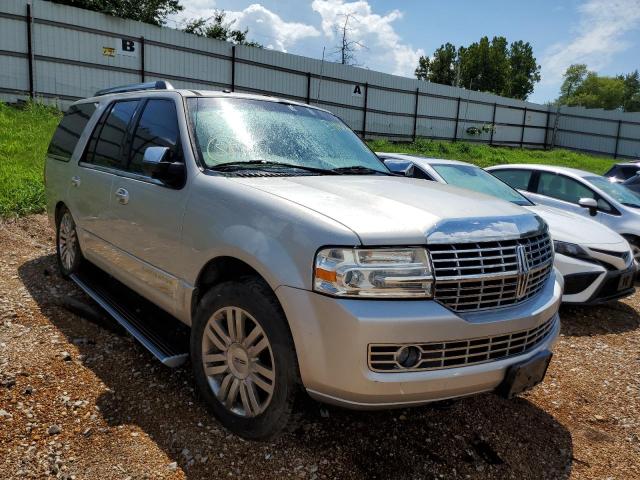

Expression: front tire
xmin=56 ymin=207 xmax=83 ymax=278
xmin=191 ymin=277 xmax=300 ymax=440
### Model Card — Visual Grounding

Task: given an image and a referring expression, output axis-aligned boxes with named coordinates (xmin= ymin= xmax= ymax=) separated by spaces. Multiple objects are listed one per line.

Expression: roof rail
xmin=94 ymin=80 xmax=174 ymax=97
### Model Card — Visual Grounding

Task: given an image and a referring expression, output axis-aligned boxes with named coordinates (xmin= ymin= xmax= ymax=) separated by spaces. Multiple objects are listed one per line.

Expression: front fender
xmin=180 ymin=173 xmax=361 ymax=291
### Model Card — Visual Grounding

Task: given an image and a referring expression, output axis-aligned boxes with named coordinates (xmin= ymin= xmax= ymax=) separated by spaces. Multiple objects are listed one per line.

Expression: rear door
xmin=66 ymin=100 xmax=140 ymax=268
xmin=106 ymin=97 xmax=189 ymax=316
xmin=45 ymin=102 xmax=97 ymax=226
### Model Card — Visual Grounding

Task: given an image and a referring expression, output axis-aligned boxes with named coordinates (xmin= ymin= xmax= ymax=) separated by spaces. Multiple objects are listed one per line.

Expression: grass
xmin=0 ymin=102 xmax=61 ymax=217
xmin=367 ymin=138 xmax=616 ymax=175
xmin=0 ymin=102 xmax=618 ymax=217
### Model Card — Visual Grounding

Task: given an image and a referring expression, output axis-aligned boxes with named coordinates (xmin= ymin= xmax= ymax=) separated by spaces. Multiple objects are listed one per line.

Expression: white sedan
xmin=379 ymin=152 xmax=637 ymax=305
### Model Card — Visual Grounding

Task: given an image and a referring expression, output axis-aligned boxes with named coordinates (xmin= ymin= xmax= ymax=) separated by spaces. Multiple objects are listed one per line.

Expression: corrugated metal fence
xmin=1 ymin=0 xmax=639 ymax=159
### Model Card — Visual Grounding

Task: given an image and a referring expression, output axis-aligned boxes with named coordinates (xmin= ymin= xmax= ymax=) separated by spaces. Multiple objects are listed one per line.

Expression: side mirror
xmin=382 ymin=159 xmax=416 ymax=177
xmin=578 ymin=197 xmax=598 ymax=216
xmin=142 ymin=146 xmax=185 ymax=188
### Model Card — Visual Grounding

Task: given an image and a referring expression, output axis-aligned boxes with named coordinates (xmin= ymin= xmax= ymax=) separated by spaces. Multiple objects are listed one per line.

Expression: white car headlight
xmin=313 ymin=247 xmax=434 ymax=298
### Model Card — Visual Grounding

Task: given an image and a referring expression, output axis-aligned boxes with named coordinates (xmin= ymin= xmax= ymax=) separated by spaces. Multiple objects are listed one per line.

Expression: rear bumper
xmin=276 ymin=271 xmax=562 ymax=409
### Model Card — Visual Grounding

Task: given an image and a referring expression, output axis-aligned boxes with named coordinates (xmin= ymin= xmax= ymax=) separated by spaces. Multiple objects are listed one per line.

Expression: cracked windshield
xmin=187 ymin=97 xmax=388 ymax=174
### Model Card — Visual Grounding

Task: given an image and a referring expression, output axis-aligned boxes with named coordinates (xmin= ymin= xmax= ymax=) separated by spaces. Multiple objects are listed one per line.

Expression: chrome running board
xmin=70 ymin=263 xmax=189 ymax=368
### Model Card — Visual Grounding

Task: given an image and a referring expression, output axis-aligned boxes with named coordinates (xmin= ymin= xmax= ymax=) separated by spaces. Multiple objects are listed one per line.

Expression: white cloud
xmin=174 ymin=2 xmax=320 ymax=52
xmin=226 ymin=4 xmax=321 ymax=52
xmin=174 ymin=1 xmax=422 ymax=76
xmin=541 ymin=0 xmax=640 ymax=86
xmin=311 ymin=0 xmax=424 ymax=76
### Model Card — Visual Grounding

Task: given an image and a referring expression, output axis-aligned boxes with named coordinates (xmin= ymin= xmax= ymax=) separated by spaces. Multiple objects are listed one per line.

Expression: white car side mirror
xmin=578 ymin=197 xmax=598 ymax=216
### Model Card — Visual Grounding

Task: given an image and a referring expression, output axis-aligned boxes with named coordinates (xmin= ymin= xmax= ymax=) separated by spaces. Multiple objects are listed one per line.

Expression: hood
xmin=525 ymin=204 xmax=625 ymax=248
xmin=232 ymin=175 xmax=540 ymax=245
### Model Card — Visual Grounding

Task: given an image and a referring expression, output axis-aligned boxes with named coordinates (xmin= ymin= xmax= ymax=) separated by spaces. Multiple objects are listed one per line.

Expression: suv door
xmin=67 ymin=100 xmax=139 ymax=268
xmin=106 ymin=98 xmax=189 ymax=317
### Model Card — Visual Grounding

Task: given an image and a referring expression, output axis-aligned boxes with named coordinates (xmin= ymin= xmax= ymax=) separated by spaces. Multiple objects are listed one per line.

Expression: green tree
xmin=558 ymin=64 xmax=589 ymax=103
xmin=557 ymin=65 xmax=640 ymax=112
xmin=414 ymin=56 xmax=431 ymax=81
xmin=506 ymin=41 xmax=541 ymax=100
xmin=621 ymin=70 xmax=640 ymax=112
xmin=429 ymin=43 xmax=457 ymax=85
xmin=183 ymin=11 xmax=262 ymax=47
xmin=458 ymin=36 xmax=509 ymax=94
xmin=416 ymin=37 xmax=541 ymax=100
xmin=48 ymin=0 xmax=182 ymax=26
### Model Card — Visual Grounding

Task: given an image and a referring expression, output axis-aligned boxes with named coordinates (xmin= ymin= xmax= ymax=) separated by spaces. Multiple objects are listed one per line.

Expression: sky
xmin=168 ymin=0 xmax=640 ymax=104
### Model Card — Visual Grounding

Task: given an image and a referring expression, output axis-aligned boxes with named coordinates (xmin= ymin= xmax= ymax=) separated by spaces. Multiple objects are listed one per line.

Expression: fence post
xmin=489 ymin=102 xmax=497 ymax=146
xmin=550 ymin=105 xmax=561 ymax=149
xmin=26 ymin=3 xmax=34 ymax=98
xmin=231 ymin=45 xmax=236 ymax=92
xmin=140 ymin=36 xmax=145 ymax=82
xmin=306 ymin=72 xmax=311 ymax=104
xmin=543 ymin=108 xmax=551 ymax=149
xmin=614 ymin=120 xmax=622 ymax=159
xmin=520 ymin=107 xmax=527 ymax=148
xmin=361 ymin=82 xmax=368 ymax=139
xmin=412 ymin=87 xmax=419 ymax=142
xmin=453 ymin=97 xmax=461 ymax=142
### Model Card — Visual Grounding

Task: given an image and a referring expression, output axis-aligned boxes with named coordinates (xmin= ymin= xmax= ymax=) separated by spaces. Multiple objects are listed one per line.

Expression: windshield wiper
xmin=330 ymin=165 xmax=391 ymax=175
xmin=210 ymin=160 xmax=339 ymax=175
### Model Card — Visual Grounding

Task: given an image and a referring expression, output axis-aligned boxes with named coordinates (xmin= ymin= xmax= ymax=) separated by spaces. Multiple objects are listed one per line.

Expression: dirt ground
xmin=1 ymin=214 xmax=639 ymax=480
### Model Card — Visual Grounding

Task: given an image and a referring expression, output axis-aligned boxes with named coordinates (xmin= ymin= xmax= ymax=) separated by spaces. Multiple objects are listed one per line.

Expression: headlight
xmin=313 ymin=247 xmax=433 ymax=298
xmin=553 ymin=240 xmax=590 ymax=259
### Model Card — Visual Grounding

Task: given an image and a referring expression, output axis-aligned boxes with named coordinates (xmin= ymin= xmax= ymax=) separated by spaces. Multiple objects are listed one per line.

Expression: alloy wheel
xmin=201 ymin=307 xmax=275 ymax=417
xmin=58 ymin=211 xmax=77 ymax=272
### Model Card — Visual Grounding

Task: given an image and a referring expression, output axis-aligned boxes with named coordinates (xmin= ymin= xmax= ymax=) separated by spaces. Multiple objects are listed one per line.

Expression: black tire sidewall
xmin=191 ymin=279 xmax=299 ymax=440
xmin=56 ymin=207 xmax=83 ymax=278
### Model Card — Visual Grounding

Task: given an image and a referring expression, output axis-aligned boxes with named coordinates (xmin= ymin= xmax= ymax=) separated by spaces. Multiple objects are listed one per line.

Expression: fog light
xmin=396 ymin=346 xmax=421 ymax=368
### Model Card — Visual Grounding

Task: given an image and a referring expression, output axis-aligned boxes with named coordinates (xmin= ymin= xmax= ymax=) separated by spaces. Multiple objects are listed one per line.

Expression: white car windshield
xmin=585 ymin=175 xmax=640 ymax=208
xmin=187 ymin=97 xmax=389 ymax=174
xmin=432 ymin=164 xmax=533 ymax=206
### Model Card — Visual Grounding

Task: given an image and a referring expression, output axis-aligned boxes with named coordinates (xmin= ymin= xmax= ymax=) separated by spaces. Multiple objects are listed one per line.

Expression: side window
xmin=620 ymin=166 xmax=639 ymax=179
xmin=537 ymin=173 xmax=595 ymax=204
xmin=491 ymin=169 xmax=533 ymax=191
xmin=85 ymin=100 xmax=139 ymax=170
xmin=412 ymin=167 xmax=435 ymax=181
xmin=597 ymin=198 xmax=613 ymax=213
xmin=47 ymin=103 xmax=97 ymax=161
xmin=128 ymin=100 xmax=181 ymax=174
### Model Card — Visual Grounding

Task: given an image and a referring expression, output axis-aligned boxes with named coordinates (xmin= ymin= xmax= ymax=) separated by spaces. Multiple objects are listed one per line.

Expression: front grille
xmin=368 ymin=314 xmax=557 ymax=372
xmin=429 ymin=233 xmax=554 ymax=311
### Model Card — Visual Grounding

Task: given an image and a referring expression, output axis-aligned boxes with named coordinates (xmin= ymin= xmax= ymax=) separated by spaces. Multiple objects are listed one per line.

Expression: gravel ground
xmin=1 ymin=214 xmax=639 ymax=480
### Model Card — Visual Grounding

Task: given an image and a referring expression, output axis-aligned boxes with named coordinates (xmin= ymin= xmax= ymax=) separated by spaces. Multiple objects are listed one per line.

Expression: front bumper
xmin=555 ymin=251 xmax=636 ymax=305
xmin=276 ymin=270 xmax=562 ymax=409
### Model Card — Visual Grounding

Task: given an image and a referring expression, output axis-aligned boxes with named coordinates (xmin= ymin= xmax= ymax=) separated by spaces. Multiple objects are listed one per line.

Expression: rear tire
xmin=56 ymin=206 xmax=83 ymax=278
xmin=191 ymin=277 xmax=301 ymax=440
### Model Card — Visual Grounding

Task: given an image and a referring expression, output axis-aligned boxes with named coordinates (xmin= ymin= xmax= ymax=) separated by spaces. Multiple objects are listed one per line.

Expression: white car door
xmin=530 ymin=172 xmax=620 ymax=228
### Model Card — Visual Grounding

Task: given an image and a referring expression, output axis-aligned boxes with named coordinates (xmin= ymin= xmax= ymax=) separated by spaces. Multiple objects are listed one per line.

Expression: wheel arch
xmin=191 ymin=256 xmax=278 ymax=320
xmin=54 ymin=201 xmax=67 ymax=224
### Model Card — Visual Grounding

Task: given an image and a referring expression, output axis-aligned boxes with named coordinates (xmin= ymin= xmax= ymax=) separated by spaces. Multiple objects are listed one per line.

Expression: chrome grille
xmin=368 ymin=314 xmax=557 ymax=372
xmin=430 ymin=233 xmax=553 ymax=312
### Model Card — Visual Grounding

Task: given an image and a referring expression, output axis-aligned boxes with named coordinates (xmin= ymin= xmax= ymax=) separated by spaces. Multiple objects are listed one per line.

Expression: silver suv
xmin=45 ymin=82 xmax=562 ymax=439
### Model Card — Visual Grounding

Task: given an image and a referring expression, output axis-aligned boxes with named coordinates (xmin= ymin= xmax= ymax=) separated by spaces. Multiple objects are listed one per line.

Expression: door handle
xmin=114 ymin=187 xmax=129 ymax=205
xmin=71 ymin=176 xmax=81 ymax=187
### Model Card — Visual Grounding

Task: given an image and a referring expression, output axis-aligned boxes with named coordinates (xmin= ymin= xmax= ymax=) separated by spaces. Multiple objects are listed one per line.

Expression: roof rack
xmin=94 ymin=80 xmax=174 ymax=97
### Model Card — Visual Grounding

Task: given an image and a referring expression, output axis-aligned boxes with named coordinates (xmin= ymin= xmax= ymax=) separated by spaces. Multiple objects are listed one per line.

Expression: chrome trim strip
xmin=426 ymin=214 xmax=547 ymax=244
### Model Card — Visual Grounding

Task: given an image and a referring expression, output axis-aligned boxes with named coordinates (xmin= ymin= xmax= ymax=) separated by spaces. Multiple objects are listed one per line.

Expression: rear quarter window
xmin=47 ymin=103 xmax=97 ymax=162
xmin=491 ymin=169 xmax=533 ymax=191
